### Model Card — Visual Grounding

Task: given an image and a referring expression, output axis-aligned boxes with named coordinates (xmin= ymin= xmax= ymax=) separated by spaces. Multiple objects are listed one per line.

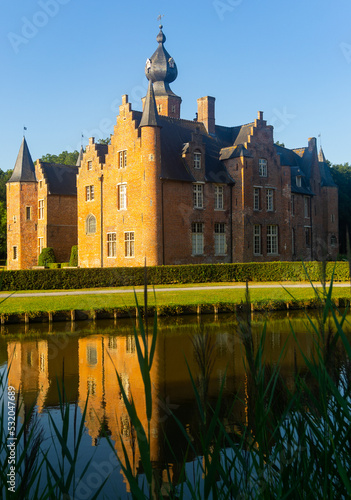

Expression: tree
xmin=41 ymin=150 xmax=79 ymax=165
xmin=97 ymin=138 xmax=111 ymax=145
xmin=0 ymin=201 xmax=7 ymax=259
xmin=330 ymin=163 xmax=351 ymax=255
xmin=0 ymin=169 xmax=13 ymax=204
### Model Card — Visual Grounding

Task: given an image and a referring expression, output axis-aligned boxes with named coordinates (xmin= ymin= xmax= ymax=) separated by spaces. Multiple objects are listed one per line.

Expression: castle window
xmin=171 ymin=105 xmax=176 ymax=113
xmin=13 ymin=216 xmax=17 ymax=223
xmin=86 ymin=344 xmax=97 ymax=365
xmin=26 ymin=207 xmax=31 ymax=220
xmin=87 ymin=377 xmax=97 ymax=396
xmin=38 ymin=199 xmax=44 ymax=220
xmin=192 ymin=222 xmax=204 ymax=255
xmin=304 ymin=196 xmax=310 ymax=218
xmin=86 ymin=214 xmax=97 ymax=234
xmin=193 ymin=183 xmax=203 ymax=209
xmin=254 ymin=188 xmax=261 ymax=211
xmin=194 ymin=152 xmax=201 ymax=169
xmin=124 ymin=232 xmax=134 ymax=257
xmin=214 ymin=185 xmax=224 ymax=210
xmin=85 ymin=185 xmax=94 ymax=201
xmin=126 ymin=336 xmax=135 ymax=354
xmin=253 ymin=225 xmax=261 ymax=255
xmin=331 ymin=235 xmax=337 ymax=247
xmin=13 ymin=246 xmax=18 ymax=260
xmin=87 ymin=161 xmax=92 ymax=171
xmin=118 ymin=184 xmax=127 ymax=210
xmin=291 ymin=195 xmax=295 ymax=215
xmin=259 ymin=159 xmax=267 ymax=177
xmin=267 ymin=225 xmax=278 ymax=254
xmin=158 ymin=104 xmax=162 ymax=113
xmin=118 ymin=150 xmax=127 ymax=168
xmin=331 ymin=214 xmax=335 ymax=223
xmin=107 ymin=232 xmax=116 ymax=257
xmin=266 ymin=189 xmax=274 ymax=211
xmin=296 ymin=176 xmax=301 ymax=187
xmin=38 ymin=238 xmax=44 ymax=255
xmin=39 ymin=180 xmax=43 ymax=189
xmin=214 ymin=223 xmax=226 ymax=255
xmin=305 ymin=227 xmax=311 ymax=247
xmin=108 ymin=336 xmax=117 ymax=351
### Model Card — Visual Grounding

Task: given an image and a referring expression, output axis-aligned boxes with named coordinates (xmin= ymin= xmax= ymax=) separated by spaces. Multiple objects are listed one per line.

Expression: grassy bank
xmin=0 ymin=284 xmax=350 ymax=315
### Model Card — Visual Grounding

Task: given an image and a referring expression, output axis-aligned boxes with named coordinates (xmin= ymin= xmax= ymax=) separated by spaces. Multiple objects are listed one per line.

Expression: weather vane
xmin=157 ymin=14 xmax=164 ymax=25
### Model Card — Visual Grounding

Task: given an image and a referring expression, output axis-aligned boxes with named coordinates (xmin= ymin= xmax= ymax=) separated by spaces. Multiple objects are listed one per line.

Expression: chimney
xmin=258 ymin=111 xmax=263 ymax=120
xmin=89 ymin=137 xmax=95 ymax=145
xmin=197 ymin=96 xmax=216 ymax=135
xmin=308 ymin=137 xmax=316 ymax=152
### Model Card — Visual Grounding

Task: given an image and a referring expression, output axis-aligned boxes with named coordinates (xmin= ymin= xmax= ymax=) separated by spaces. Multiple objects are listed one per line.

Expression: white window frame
xmin=118 ymin=183 xmax=127 ymax=210
xmin=193 ymin=183 xmax=204 ymax=209
xmin=124 ymin=231 xmax=135 ymax=257
xmin=191 ymin=222 xmax=204 ymax=255
xmin=266 ymin=189 xmax=274 ymax=211
xmin=38 ymin=199 xmax=44 ymax=220
xmin=259 ymin=159 xmax=267 ymax=177
xmin=254 ymin=188 xmax=261 ymax=211
xmin=118 ymin=150 xmax=127 ymax=169
xmin=194 ymin=151 xmax=202 ymax=169
xmin=85 ymin=185 xmax=94 ymax=202
xmin=87 ymin=161 xmax=92 ymax=171
xmin=38 ymin=237 xmax=44 ymax=256
xmin=214 ymin=185 xmax=224 ymax=210
xmin=253 ymin=225 xmax=261 ymax=255
xmin=214 ymin=223 xmax=226 ymax=255
xmin=107 ymin=232 xmax=116 ymax=258
xmin=267 ymin=225 xmax=278 ymax=255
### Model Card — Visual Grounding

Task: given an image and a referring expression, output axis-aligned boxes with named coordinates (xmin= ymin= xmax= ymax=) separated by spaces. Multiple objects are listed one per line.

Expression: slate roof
xmin=139 ymin=81 xmax=160 ymax=128
xmin=275 ymin=144 xmax=314 ymax=195
xmin=40 ymin=163 xmax=78 ymax=195
xmin=8 ymin=137 xmax=36 ymax=183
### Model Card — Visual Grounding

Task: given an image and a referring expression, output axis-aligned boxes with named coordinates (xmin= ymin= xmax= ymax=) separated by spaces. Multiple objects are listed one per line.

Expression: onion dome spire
xmin=8 ymin=136 xmax=36 ymax=183
xmin=145 ymin=25 xmax=178 ymax=97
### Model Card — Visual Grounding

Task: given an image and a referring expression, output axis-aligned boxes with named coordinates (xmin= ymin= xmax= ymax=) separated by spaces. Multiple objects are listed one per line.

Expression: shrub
xmin=38 ymin=248 xmax=56 ymax=266
xmin=47 ymin=263 xmax=61 ymax=269
xmin=0 ymin=261 xmax=349 ymax=291
xmin=69 ymin=246 xmax=78 ymax=267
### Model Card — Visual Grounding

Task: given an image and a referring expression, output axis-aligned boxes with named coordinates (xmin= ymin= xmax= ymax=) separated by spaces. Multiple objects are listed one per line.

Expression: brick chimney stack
xmin=197 ymin=96 xmax=216 ymax=135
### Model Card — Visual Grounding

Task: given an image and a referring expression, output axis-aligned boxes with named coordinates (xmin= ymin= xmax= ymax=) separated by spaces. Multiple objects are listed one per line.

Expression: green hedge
xmin=0 ymin=261 xmax=349 ymax=291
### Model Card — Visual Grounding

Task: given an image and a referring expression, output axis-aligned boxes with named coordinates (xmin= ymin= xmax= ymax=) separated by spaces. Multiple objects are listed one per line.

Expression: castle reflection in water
xmin=3 ymin=313 xmax=321 ymax=491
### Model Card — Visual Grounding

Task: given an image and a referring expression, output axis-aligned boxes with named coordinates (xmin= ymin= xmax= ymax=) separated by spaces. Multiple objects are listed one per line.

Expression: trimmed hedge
xmin=69 ymin=246 xmax=78 ymax=267
xmin=0 ymin=261 xmax=349 ymax=291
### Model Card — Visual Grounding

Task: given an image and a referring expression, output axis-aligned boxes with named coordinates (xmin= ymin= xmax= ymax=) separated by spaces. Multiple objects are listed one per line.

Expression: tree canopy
xmin=330 ymin=163 xmax=351 ymax=254
xmin=41 ymin=150 xmax=79 ymax=165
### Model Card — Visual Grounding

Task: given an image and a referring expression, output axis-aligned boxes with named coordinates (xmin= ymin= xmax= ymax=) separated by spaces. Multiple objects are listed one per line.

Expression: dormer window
xmin=194 ymin=151 xmax=201 ymax=169
xmin=87 ymin=161 xmax=92 ymax=171
xmin=296 ymin=176 xmax=301 ymax=187
xmin=259 ymin=159 xmax=267 ymax=177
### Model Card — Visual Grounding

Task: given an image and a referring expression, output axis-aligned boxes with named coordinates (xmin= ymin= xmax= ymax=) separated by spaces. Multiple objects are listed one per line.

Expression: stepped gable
xmin=275 ymin=144 xmax=314 ymax=195
xmin=39 ymin=162 xmax=78 ymax=195
xmin=8 ymin=137 xmax=36 ymax=183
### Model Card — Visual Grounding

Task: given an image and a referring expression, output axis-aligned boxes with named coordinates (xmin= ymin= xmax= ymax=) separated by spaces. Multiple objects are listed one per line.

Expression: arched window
xmin=86 ymin=214 xmax=96 ymax=234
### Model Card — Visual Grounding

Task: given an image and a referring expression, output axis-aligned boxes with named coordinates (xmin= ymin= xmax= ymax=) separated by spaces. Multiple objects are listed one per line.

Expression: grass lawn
xmin=0 ymin=285 xmax=350 ymax=314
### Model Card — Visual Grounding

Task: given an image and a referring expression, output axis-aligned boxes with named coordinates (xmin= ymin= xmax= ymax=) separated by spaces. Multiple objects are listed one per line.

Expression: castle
xmin=6 ymin=26 xmax=339 ymax=270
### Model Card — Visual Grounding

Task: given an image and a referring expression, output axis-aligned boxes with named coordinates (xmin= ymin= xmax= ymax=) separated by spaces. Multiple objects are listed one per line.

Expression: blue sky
xmin=1 ymin=0 xmax=350 ymax=172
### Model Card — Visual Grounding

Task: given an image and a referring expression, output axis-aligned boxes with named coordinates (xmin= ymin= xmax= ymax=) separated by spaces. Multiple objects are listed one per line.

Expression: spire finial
xmin=23 ymin=125 xmax=27 ymax=137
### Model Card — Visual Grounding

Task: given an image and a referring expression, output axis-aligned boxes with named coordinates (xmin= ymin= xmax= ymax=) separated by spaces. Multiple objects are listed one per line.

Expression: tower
xmin=143 ymin=25 xmax=182 ymax=119
xmin=139 ymin=80 xmax=163 ymax=265
xmin=6 ymin=137 xmax=38 ymax=270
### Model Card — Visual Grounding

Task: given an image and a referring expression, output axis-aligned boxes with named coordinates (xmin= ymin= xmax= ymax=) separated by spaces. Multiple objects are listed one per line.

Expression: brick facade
xmin=7 ymin=27 xmax=339 ymax=270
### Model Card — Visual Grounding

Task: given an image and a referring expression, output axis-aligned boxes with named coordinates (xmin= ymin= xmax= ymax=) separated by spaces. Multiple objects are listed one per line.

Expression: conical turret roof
xmin=8 ymin=137 xmax=36 ymax=183
xmin=139 ymin=80 xmax=161 ymax=128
